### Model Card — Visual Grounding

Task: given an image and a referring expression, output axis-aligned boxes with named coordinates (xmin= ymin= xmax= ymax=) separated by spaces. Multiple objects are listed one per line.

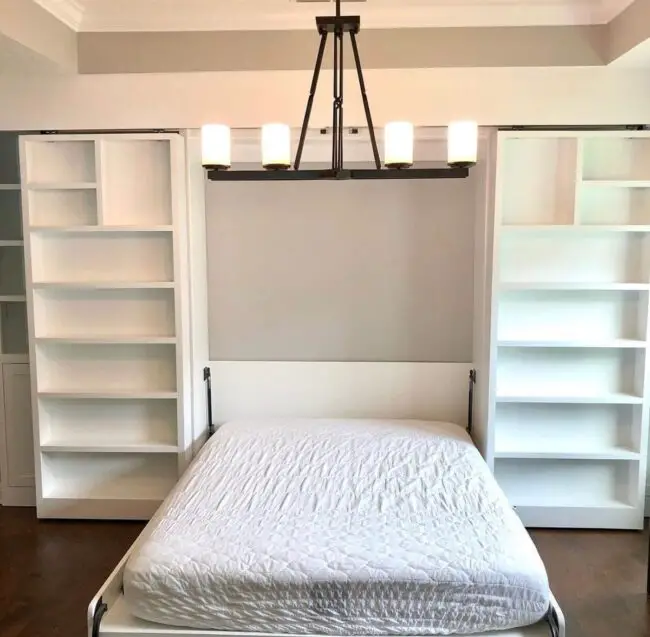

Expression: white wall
xmin=1 ymin=67 xmax=650 ymax=131
xmin=205 ymin=172 xmax=477 ymax=363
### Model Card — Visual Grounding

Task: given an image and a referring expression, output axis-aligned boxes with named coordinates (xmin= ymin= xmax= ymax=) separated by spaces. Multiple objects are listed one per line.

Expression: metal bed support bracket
xmin=546 ymin=603 xmax=561 ymax=637
xmin=204 ymin=366 xmax=215 ymax=437
xmin=467 ymin=368 xmax=477 ymax=435
xmin=91 ymin=597 xmax=108 ymax=637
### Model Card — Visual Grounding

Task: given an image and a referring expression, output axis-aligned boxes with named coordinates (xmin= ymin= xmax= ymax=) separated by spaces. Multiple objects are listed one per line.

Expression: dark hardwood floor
xmin=0 ymin=506 xmax=648 ymax=637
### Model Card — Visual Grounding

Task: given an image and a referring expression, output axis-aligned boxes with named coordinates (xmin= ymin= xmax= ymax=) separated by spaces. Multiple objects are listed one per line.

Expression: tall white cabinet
xmin=20 ymin=132 xmax=191 ymax=520
xmin=0 ymin=132 xmax=34 ymax=507
xmin=488 ymin=130 xmax=650 ymax=529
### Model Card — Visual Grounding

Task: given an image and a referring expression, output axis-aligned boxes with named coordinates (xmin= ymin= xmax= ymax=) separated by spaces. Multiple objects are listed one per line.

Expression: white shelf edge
xmin=496 ymin=393 xmax=644 ymax=404
xmin=502 ymin=225 xmax=650 ymax=233
xmin=0 ymin=295 xmax=26 ymax=302
xmin=494 ymin=449 xmax=640 ymax=461
xmin=35 ymin=336 xmax=177 ymax=345
xmin=509 ymin=498 xmax=635 ymax=510
xmin=0 ymin=354 xmax=29 ymax=363
xmin=0 ymin=240 xmax=24 ymax=247
xmin=38 ymin=391 xmax=178 ymax=400
xmin=32 ymin=282 xmax=175 ymax=290
xmin=41 ymin=491 xmax=170 ymax=502
xmin=26 ymin=182 xmax=97 ymax=190
xmin=498 ymin=339 xmax=647 ymax=349
xmin=40 ymin=443 xmax=178 ymax=454
xmin=29 ymin=225 xmax=174 ymax=234
xmin=500 ymin=282 xmax=650 ymax=291
xmin=36 ymin=497 xmax=163 ymax=520
xmin=0 ymin=184 xmax=20 ymax=191
xmin=581 ymin=180 xmax=650 ymax=188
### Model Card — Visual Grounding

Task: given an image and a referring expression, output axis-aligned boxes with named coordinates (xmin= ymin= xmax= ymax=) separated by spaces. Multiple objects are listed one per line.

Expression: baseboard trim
xmin=1 ymin=485 xmax=36 ymax=507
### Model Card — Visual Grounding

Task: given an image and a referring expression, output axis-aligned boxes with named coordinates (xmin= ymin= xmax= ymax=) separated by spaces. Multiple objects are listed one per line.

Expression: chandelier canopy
xmin=201 ymin=0 xmax=478 ymax=181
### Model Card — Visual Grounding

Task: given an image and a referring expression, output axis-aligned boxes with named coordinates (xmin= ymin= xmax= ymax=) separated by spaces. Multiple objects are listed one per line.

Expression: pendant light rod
xmin=293 ymin=0 xmax=381 ymax=172
xmin=350 ymin=31 xmax=381 ymax=169
xmin=294 ymin=32 xmax=328 ymax=169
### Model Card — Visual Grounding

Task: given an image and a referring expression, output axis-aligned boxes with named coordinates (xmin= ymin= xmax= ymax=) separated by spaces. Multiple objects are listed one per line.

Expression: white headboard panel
xmin=208 ymin=361 xmax=473 ymax=427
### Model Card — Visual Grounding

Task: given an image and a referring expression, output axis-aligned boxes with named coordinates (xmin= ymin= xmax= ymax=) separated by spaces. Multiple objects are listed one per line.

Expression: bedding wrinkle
xmin=123 ymin=419 xmax=550 ymax=635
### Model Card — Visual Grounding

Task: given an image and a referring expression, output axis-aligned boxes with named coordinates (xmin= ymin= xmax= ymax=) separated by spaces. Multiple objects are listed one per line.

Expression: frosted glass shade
xmin=448 ymin=121 xmax=478 ymax=167
xmin=201 ymin=124 xmax=231 ymax=168
xmin=262 ymin=123 xmax=291 ymax=169
xmin=384 ymin=121 xmax=414 ymax=169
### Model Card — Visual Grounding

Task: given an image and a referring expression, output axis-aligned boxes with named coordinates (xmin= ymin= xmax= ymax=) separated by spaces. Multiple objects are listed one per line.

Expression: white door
xmin=3 ymin=364 xmax=34 ymax=488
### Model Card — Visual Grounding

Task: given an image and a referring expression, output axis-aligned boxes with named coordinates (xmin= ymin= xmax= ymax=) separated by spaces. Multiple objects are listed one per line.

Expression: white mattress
xmin=123 ymin=419 xmax=551 ymax=635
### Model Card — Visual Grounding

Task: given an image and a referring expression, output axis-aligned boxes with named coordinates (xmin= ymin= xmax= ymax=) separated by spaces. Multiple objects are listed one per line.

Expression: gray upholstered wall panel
xmin=206 ymin=174 xmax=476 ymax=362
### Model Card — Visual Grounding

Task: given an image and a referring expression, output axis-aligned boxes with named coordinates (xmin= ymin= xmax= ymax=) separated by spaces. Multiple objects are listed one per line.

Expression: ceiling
xmin=35 ymin=0 xmax=637 ymax=32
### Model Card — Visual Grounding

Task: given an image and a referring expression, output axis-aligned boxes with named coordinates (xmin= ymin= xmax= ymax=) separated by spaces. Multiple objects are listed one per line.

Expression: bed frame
xmin=88 ymin=361 xmax=566 ymax=637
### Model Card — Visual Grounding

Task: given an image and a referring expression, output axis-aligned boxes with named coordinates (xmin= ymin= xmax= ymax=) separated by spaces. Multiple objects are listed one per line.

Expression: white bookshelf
xmin=490 ymin=130 xmax=650 ymax=529
xmin=20 ymin=133 xmax=190 ymax=520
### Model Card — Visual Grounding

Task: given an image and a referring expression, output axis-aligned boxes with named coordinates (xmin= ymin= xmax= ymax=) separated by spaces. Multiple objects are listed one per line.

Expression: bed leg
xmin=91 ymin=597 xmax=108 ymax=637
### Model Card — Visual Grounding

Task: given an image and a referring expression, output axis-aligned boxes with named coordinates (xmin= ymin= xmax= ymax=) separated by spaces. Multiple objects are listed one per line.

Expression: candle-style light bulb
xmin=448 ymin=121 xmax=478 ymax=168
xmin=384 ymin=121 xmax=414 ymax=169
xmin=262 ymin=123 xmax=291 ymax=170
xmin=201 ymin=124 xmax=231 ymax=169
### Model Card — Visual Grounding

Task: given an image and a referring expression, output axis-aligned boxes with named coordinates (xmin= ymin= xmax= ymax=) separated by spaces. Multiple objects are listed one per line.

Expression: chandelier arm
xmin=349 ymin=31 xmax=381 ymax=170
xmin=295 ymin=31 xmax=329 ymax=170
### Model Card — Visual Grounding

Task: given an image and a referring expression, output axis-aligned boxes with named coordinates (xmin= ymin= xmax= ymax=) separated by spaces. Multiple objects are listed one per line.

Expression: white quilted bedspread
xmin=123 ymin=419 xmax=550 ymax=635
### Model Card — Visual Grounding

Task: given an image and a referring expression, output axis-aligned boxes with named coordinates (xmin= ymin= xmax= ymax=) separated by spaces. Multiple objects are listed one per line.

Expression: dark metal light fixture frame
xmin=204 ymin=0 xmax=472 ymax=182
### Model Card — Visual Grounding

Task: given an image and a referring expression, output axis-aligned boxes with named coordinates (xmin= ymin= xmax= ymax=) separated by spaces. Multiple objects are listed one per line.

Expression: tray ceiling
xmin=35 ymin=0 xmax=636 ymax=32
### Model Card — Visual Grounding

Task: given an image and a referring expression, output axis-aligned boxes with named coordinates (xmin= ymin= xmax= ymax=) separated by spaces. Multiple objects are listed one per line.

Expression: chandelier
xmin=201 ymin=0 xmax=478 ymax=181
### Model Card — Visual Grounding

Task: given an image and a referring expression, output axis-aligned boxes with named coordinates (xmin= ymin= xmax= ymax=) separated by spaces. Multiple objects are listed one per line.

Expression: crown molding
xmin=33 ymin=0 xmax=84 ymax=30
xmin=76 ymin=0 xmax=621 ymax=32
xmin=599 ymin=0 xmax=636 ymax=22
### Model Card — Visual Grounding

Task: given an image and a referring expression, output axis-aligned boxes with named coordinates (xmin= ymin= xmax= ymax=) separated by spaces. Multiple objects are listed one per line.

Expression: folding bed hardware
xmin=204 ymin=367 xmax=215 ymax=437
xmin=467 ymin=368 xmax=477 ymax=435
xmin=92 ymin=597 xmax=108 ymax=637
xmin=545 ymin=603 xmax=561 ymax=637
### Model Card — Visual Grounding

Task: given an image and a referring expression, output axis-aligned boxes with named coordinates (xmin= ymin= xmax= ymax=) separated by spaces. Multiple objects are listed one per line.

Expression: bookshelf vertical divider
xmin=490 ymin=129 xmax=650 ymax=529
xmin=20 ymin=132 xmax=191 ymax=520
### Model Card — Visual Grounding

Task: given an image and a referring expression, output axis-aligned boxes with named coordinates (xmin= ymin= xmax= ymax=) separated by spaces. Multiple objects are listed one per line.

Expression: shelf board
xmin=508 ymin=495 xmax=634 ymax=510
xmin=33 ymin=282 xmax=175 ymax=290
xmin=38 ymin=391 xmax=178 ymax=400
xmin=0 ymin=295 xmax=26 ymax=302
xmin=494 ymin=448 xmax=640 ymax=461
xmin=26 ymin=182 xmax=97 ymax=190
xmin=29 ymin=225 xmax=173 ymax=234
xmin=581 ymin=180 xmax=650 ymax=188
xmin=498 ymin=339 xmax=647 ymax=349
xmin=0 ymin=354 xmax=29 ymax=363
xmin=0 ymin=240 xmax=24 ymax=247
xmin=37 ymin=497 xmax=163 ymax=520
xmin=502 ymin=225 xmax=650 ymax=233
xmin=508 ymin=501 xmax=639 ymax=529
xmin=36 ymin=336 xmax=176 ymax=345
xmin=0 ymin=184 xmax=20 ymax=191
xmin=500 ymin=282 xmax=650 ymax=292
xmin=41 ymin=442 xmax=178 ymax=454
xmin=496 ymin=392 xmax=644 ymax=405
